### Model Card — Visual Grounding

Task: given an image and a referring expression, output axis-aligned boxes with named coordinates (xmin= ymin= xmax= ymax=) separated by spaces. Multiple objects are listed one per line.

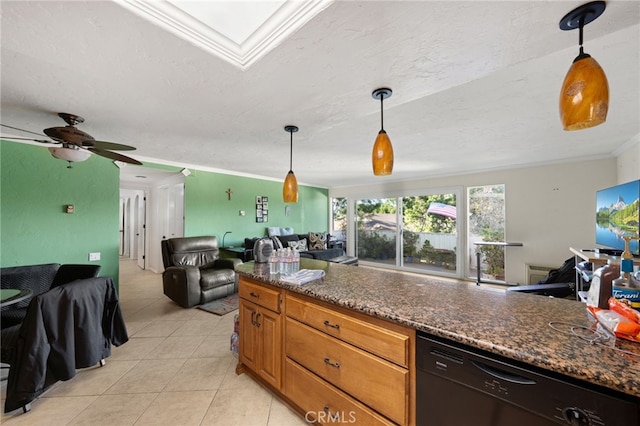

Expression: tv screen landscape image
xmin=595 ymin=180 xmax=640 ymax=256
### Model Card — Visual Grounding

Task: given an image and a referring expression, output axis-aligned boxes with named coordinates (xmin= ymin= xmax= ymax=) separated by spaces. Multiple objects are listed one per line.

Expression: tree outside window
xmin=468 ymin=185 xmax=506 ymax=281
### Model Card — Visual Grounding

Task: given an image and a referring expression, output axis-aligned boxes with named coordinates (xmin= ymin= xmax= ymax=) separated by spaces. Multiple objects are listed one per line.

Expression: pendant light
xmin=372 ymin=88 xmax=393 ymax=176
xmin=558 ymin=1 xmax=609 ymax=131
xmin=283 ymin=125 xmax=299 ymax=203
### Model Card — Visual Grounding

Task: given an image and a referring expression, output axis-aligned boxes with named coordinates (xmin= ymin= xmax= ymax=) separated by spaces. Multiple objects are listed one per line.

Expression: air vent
xmin=526 ymin=264 xmax=555 ymax=285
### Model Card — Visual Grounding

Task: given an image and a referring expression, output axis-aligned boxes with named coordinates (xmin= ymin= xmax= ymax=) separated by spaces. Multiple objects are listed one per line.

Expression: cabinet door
xmin=256 ymin=307 xmax=282 ymax=390
xmin=239 ymin=299 xmax=258 ymax=371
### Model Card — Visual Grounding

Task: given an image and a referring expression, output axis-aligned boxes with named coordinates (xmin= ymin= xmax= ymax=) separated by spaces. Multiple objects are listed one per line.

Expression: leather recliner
xmin=161 ymin=236 xmax=242 ymax=308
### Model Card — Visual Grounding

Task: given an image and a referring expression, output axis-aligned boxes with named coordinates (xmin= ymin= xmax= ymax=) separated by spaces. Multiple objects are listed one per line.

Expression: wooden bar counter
xmin=235 ymin=259 xmax=640 ymax=425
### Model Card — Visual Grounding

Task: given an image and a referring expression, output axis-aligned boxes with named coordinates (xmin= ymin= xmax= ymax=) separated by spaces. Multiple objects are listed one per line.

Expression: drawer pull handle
xmin=251 ymin=311 xmax=257 ymax=326
xmin=255 ymin=313 xmax=261 ymax=327
xmin=249 ymin=292 xmax=260 ymax=299
xmin=323 ymin=320 xmax=340 ymax=329
xmin=323 ymin=357 xmax=340 ymax=368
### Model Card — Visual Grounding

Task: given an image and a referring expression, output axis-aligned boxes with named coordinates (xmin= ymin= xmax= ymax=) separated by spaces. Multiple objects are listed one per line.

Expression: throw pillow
xmin=281 ymin=227 xmax=295 ymax=236
xmin=308 ymin=232 xmax=327 ymax=250
xmin=288 ymin=238 xmax=308 ymax=251
xmin=267 ymin=227 xmax=281 ymax=237
xmin=244 ymin=237 xmax=259 ymax=249
xmin=271 ymin=236 xmax=283 ymax=250
xmin=278 ymin=234 xmax=299 ymax=247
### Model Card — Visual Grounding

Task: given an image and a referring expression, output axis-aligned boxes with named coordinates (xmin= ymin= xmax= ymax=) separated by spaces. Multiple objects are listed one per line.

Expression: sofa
xmin=161 ymin=236 xmax=242 ymax=308
xmin=244 ymin=231 xmax=344 ymax=261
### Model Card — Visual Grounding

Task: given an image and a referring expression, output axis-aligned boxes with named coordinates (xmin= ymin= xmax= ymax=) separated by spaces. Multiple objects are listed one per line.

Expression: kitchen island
xmin=235 ymin=259 xmax=639 ymax=424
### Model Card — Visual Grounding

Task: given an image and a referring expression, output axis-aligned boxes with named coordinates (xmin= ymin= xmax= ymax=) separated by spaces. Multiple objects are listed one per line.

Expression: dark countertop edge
xmin=236 ymin=263 xmax=640 ymax=398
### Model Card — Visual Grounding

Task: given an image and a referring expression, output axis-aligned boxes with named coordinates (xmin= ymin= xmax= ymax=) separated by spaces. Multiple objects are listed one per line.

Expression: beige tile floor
xmin=1 ymin=259 xmax=307 ymax=426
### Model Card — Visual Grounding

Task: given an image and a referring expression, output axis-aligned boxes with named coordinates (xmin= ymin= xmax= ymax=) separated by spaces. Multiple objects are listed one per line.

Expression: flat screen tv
xmin=595 ymin=180 xmax=640 ymax=256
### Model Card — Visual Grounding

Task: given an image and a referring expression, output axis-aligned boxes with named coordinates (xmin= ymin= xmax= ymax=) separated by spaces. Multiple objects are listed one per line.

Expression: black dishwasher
xmin=416 ymin=332 xmax=639 ymax=426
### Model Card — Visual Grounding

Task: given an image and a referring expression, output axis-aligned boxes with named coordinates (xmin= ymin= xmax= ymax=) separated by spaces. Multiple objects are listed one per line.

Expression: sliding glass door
xmin=401 ymin=194 xmax=458 ymax=275
xmin=351 ymin=192 xmax=460 ymax=276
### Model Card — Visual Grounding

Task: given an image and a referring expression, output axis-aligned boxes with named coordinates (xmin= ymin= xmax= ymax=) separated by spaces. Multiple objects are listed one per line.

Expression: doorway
xmin=120 ymin=166 xmax=186 ymax=273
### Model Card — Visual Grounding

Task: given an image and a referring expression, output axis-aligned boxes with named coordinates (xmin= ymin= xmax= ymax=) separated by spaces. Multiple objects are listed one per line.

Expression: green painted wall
xmin=159 ymin=168 xmax=330 ymax=246
xmin=1 ymin=140 xmax=120 ymax=286
xmin=2 ymin=142 xmax=330 ymax=286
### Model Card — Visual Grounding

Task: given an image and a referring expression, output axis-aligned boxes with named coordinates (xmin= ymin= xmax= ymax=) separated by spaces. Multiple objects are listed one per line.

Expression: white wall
xmin=616 ymin=137 xmax=640 ymax=184
xmin=330 ymin=157 xmax=619 ymax=284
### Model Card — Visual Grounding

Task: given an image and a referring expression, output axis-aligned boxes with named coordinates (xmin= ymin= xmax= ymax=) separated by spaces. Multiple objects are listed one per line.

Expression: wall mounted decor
xmin=256 ymin=196 xmax=268 ymax=222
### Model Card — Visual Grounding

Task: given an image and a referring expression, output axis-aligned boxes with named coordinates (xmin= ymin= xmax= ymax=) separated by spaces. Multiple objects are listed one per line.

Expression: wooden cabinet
xmin=238 ymin=277 xmax=283 ymax=390
xmin=285 ymin=358 xmax=394 ymax=426
xmin=237 ymin=279 xmax=415 ymax=425
xmin=284 ymin=293 xmax=414 ymax=425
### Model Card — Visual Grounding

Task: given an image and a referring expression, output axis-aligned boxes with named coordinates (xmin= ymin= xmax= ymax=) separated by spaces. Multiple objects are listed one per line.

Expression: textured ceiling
xmin=1 ymin=1 xmax=638 ymax=189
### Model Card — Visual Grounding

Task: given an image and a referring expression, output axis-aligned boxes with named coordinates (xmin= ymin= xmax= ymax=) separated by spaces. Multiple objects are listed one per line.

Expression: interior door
xmin=170 ymin=182 xmax=185 ymax=240
xmin=156 ymin=182 xmax=185 ymax=270
xmin=159 ymin=182 xmax=184 ymax=240
xmin=135 ymin=192 xmax=146 ymax=269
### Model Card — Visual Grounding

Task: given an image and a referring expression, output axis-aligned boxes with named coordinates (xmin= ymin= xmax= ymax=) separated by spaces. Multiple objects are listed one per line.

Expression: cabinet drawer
xmin=239 ymin=277 xmax=280 ymax=312
xmin=285 ymin=358 xmax=394 ymax=426
xmin=286 ymin=318 xmax=408 ymax=425
xmin=286 ymin=293 xmax=410 ymax=367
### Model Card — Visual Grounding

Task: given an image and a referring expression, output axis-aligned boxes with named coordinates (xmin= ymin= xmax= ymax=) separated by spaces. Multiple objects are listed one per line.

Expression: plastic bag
xmin=587 ymin=305 xmax=640 ymax=343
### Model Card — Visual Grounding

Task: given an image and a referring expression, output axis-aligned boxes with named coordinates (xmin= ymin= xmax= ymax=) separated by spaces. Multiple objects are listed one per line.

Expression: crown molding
xmin=117 ymin=0 xmax=333 ymax=69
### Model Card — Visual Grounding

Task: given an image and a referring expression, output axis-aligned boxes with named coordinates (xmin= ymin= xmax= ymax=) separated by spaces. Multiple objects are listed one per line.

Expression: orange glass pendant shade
xmin=283 ymin=125 xmax=299 ymax=203
xmin=558 ymin=1 xmax=609 ymax=131
xmin=372 ymin=130 xmax=394 ymax=176
xmin=560 ymin=55 xmax=608 ymax=130
xmin=371 ymin=87 xmax=394 ymax=176
xmin=283 ymin=170 xmax=298 ymax=203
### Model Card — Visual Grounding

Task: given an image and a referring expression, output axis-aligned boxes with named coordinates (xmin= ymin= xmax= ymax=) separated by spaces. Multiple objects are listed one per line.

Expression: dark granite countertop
xmin=236 ymin=259 xmax=640 ymax=398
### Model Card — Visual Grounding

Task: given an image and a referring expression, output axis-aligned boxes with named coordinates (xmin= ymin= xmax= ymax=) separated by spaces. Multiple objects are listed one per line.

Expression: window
xmin=402 ymin=194 xmax=457 ymax=274
xmin=467 ymin=185 xmax=506 ymax=282
xmin=348 ymin=192 xmax=460 ymax=277
xmin=331 ymin=197 xmax=347 ymax=252
xmin=355 ymin=198 xmax=397 ymax=267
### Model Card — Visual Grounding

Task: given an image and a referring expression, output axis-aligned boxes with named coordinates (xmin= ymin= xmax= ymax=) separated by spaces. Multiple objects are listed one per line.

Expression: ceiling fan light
xmin=48 ymin=146 xmax=91 ymax=162
xmin=283 ymin=170 xmax=298 ymax=203
xmin=559 ymin=54 xmax=609 ymax=131
xmin=372 ymin=130 xmax=393 ymax=176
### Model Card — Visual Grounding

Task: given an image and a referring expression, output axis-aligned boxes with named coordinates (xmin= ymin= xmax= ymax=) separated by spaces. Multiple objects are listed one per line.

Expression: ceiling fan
xmin=1 ymin=112 xmax=142 ymax=168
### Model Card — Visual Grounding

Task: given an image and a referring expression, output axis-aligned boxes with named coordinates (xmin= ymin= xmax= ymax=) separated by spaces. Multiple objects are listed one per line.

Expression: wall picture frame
xmin=256 ymin=195 xmax=268 ymax=223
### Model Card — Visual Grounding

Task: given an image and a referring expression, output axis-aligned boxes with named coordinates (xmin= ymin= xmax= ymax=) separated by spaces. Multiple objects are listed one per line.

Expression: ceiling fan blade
xmin=1 ymin=123 xmax=46 ymax=137
xmin=0 ymin=135 xmax=55 ymax=144
xmin=87 ymin=147 xmax=142 ymax=165
xmin=44 ymin=126 xmax=95 ymax=145
xmin=82 ymin=140 xmax=136 ymax=151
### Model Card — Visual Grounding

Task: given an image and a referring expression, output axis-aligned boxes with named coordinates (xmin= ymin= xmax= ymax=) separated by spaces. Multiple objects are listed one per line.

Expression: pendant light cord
xmin=578 ymin=16 xmax=585 ymax=55
xmin=289 ymin=129 xmax=293 ymax=172
xmin=380 ymin=95 xmax=385 ymax=131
